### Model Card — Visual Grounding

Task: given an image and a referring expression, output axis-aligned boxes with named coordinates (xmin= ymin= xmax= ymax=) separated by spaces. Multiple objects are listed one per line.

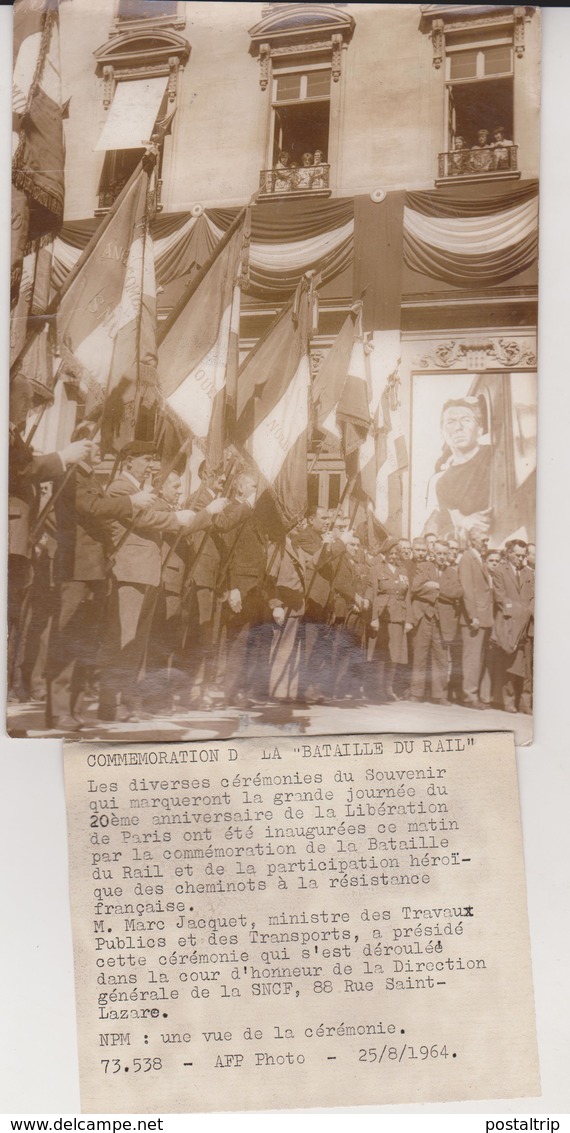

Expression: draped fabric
xmin=406 ymin=179 xmax=539 ymax=218
xmin=53 ymin=199 xmax=355 ymax=301
xmin=52 ymin=213 xmax=216 ymax=292
xmin=209 ymin=196 xmax=353 ymax=243
xmin=353 ymin=193 xmax=406 ymax=331
xmin=207 ymin=215 xmax=353 ymax=297
xmin=404 ymin=198 xmax=537 ymax=254
xmin=403 ymin=230 xmax=538 ymax=287
xmin=403 ymin=183 xmax=539 ymax=289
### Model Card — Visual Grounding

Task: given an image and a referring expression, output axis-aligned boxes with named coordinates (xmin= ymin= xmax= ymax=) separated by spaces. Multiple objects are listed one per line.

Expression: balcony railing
xmin=438 ymin=144 xmax=518 ymax=181
xmin=259 ymin=163 xmax=331 ymax=198
xmin=96 ymin=178 xmax=163 ymax=216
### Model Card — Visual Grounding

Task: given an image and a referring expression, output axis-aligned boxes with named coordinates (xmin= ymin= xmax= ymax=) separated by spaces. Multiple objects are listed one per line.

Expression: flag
xmin=54 ymin=165 xmax=157 ymax=451
xmin=12 ymin=0 xmax=65 ymax=308
xmin=312 ymin=308 xmax=357 ymax=446
xmin=336 ymin=315 xmax=371 ymax=463
xmin=237 ymin=274 xmax=318 ymax=529
xmin=11 ymin=237 xmax=57 ymax=407
xmin=311 ymin=305 xmax=374 ymax=498
xmin=157 ymin=219 xmax=245 ymax=470
xmin=375 ymin=335 xmax=408 ymax=535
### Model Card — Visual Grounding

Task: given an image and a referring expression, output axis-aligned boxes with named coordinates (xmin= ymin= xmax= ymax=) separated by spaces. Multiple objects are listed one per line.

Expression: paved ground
xmin=7 ymin=695 xmax=532 ymax=747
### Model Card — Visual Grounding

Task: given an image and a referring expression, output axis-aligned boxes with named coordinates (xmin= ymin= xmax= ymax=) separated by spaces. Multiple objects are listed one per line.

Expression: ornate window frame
xmin=419 ymin=6 xmax=532 ymax=71
xmin=249 ymin=4 xmax=355 ymax=90
xmin=112 ymin=0 xmax=186 ymax=36
xmin=94 ymin=27 xmax=190 ymax=111
xmin=248 ymin=4 xmax=355 ymax=197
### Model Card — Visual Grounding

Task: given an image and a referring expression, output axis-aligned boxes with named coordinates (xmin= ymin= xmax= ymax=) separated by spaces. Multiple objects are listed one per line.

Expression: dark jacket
xmin=53 ymin=462 xmax=133 ymax=582
xmin=458 ymin=547 xmax=494 ymax=628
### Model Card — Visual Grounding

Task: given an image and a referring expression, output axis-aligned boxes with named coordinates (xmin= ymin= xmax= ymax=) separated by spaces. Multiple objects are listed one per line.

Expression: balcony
xmin=258 ymin=163 xmax=331 ymax=199
xmin=436 ymin=144 xmax=519 ymax=186
xmin=96 ymin=177 xmax=163 ymax=216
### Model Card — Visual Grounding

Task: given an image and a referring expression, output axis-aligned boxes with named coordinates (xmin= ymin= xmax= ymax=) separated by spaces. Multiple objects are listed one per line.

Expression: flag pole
xmin=29 ymin=420 xmax=102 ymax=545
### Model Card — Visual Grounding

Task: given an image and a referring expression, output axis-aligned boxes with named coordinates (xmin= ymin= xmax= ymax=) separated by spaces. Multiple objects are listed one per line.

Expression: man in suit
xmin=8 ymin=423 xmax=92 ymax=699
xmin=324 ymin=524 xmax=368 ymax=701
xmin=44 ymin=435 xmax=153 ymax=730
xmin=292 ymin=505 xmax=332 ymax=702
xmin=182 ymin=465 xmax=234 ymax=708
xmin=218 ymin=473 xmax=270 ymax=707
xmin=98 ymin=441 xmax=219 ymax=722
xmin=491 ymin=539 xmax=534 ymax=713
xmin=436 ymin=540 xmax=464 ymax=704
xmin=145 ymin=471 xmax=189 ymax=714
xmin=409 ymin=544 xmax=448 ymax=704
xmin=458 ymin=527 xmax=494 ymax=708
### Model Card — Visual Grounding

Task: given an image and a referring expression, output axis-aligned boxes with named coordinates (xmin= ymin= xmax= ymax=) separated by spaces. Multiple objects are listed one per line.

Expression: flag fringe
xmin=12 ymin=169 xmax=64 ymax=222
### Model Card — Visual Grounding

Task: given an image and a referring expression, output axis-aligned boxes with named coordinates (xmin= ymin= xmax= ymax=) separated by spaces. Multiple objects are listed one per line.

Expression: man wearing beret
xmin=44 ymin=431 xmax=153 ymax=731
xmin=98 ymin=441 xmax=225 ymax=723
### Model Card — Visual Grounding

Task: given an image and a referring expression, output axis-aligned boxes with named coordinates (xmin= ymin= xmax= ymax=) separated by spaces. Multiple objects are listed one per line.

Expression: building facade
xmin=34 ymin=1 xmax=539 ymax=542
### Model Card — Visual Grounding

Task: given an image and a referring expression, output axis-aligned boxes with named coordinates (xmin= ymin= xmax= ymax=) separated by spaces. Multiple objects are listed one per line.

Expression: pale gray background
xmin=1 ymin=4 xmax=568 ymax=1118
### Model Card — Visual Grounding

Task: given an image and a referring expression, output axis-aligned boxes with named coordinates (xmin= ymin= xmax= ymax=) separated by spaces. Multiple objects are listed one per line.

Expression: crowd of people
xmin=449 ymin=126 xmax=515 ymax=175
xmin=8 ymin=426 xmax=534 ymax=733
xmin=267 ymin=150 xmax=329 ymax=193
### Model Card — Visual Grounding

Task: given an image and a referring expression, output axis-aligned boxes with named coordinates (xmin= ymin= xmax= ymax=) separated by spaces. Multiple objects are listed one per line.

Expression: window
xmin=308 ymin=465 xmax=346 ymax=512
xmin=248 ymin=4 xmax=355 ymax=198
xmin=96 ymin=82 xmax=170 ymax=212
xmin=117 ymin=0 xmax=177 ymax=20
xmin=419 ymin=6 xmax=535 ymax=182
xmin=93 ymin=23 xmax=190 ymax=212
xmin=260 ymin=64 xmax=332 ymax=196
xmin=272 ymin=66 xmax=331 ymax=164
xmin=447 ymin=39 xmax=513 ymax=144
xmin=439 ymin=34 xmax=518 ymax=180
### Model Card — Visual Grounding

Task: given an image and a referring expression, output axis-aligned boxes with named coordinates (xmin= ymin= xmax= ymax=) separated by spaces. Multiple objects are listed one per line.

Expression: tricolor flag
xmin=237 ymin=274 xmax=318 ymax=529
xmin=157 ymin=217 xmax=245 ymax=471
xmin=12 ymin=0 xmax=65 ymax=308
xmin=54 ymin=165 xmax=157 ymax=451
xmin=374 ymin=333 xmax=408 ymax=534
xmin=312 ymin=306 xmax=374 ymax=498
xmin=312 ymin=309 xmax=358 ymax=446
xmin=336 ymin=316 xmax=371 ymax=467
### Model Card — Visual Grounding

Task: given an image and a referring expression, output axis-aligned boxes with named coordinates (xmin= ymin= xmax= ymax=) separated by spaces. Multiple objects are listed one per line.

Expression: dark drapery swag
xmin=406 ymin=179 xmax=538 ymax=217
xmin=353 ymin=192 xmax=406 ymax=332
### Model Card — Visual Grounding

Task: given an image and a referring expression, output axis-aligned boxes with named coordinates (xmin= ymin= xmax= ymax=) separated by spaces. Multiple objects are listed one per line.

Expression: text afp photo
xmin=8 ymin=1 xmax=539 ymax=744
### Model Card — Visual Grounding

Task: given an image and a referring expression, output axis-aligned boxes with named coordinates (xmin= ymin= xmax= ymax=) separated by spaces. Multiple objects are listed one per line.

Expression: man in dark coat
xmin=45 ymin=436 xmax=152 ymax=730
xmin=491 ymin=539 xmax=534 ymax=713
xmin=409 ymin=549 xmax=448 ymax=704
xmin=458 ymin=527 xmax=494 ymax=708
xmin=436 ymin=540 xmax=464 ymax=704
xmin=8 ymin=426 xmax=92 ymax=697
xmin=292 ymin=505 xmax=332 ymax=702
xmin=98 ymin=442 xmax=214 ymax=722
xmin=217 ymin=473 xmax=271 ymax=707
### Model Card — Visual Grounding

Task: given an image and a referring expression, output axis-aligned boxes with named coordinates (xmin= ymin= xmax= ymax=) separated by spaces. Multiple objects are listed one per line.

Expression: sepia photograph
xmin=8 ymin=1 xmax=539 ymax=744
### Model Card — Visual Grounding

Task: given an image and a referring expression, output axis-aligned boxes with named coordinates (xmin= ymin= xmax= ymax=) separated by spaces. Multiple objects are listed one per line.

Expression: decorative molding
xmin=514 ymin=6 xmax=526 ymax=59
xmin=445 ymin=13 xmax=516 ymax=33
xmin=269 ymin=39 xmax=333 ymax=56
xmin=331 ymin=33 xmax=343 ymax=81
xmin=167 ymin=55 xmax=179 ymax=101
xmin=431 ymin=19 xmax=444 ymax=70
xmin=414 ymin=338 xmax=537 ymax=371
xmin=94 ymin=27 xmax=190 ymax=107
xmin=424 ymin=6 xmax=534 ymax=65
xmin=310 ymin=349 xmax=326 ymax=378
xmin=259 ymin=43 xmax=271 ymax=91
xmin=249 ymin=3 xmax=355 ymax=89
xmin=102 ymin=65 xmax=115 ymax=109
